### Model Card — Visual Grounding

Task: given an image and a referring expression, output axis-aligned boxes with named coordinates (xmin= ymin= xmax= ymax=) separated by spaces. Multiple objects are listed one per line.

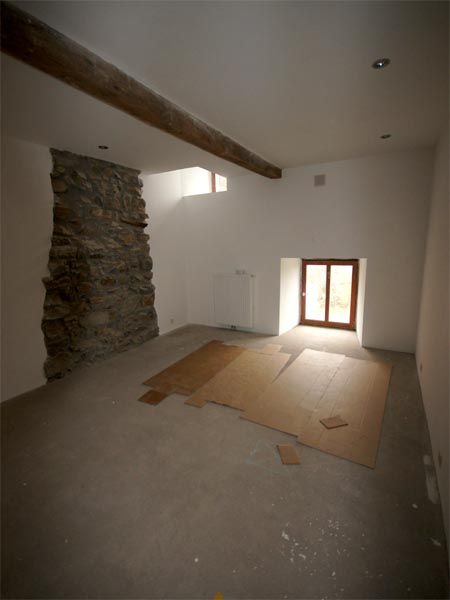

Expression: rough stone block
xmin=42 ymin=149 xmax=159 ymax=381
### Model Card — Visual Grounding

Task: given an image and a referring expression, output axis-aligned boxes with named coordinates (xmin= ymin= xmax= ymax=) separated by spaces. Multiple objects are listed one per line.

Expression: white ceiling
xmin=2 ymin=1 xmax=449 ymax=175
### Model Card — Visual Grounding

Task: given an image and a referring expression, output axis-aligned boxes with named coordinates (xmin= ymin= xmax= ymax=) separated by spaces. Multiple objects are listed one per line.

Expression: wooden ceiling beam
xmin=1 ymin=1 xmax=282 ymax=179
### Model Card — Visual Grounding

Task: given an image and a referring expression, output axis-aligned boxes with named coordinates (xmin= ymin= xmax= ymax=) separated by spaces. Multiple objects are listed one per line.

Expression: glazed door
xmin=301 ymin=260 xmax=358 ymax=330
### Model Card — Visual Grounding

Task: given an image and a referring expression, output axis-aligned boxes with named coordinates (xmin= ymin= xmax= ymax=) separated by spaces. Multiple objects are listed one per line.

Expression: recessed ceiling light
xmin=380 ymin=133 xmax=392 ymax=139
xmin=98 ymin=145 xmax=109 ymax=150
xmin=372 ymin=58 xmax=391 ymax=70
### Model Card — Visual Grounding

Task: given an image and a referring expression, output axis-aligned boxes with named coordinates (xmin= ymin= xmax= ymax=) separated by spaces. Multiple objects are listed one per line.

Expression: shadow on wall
xmin=41 ymin=149 xmax=158 ymax=381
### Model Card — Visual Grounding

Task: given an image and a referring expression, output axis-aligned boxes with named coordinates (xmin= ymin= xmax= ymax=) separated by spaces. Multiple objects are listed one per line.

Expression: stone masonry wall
xmin=42 ymin=149 xmax=158 ymax=380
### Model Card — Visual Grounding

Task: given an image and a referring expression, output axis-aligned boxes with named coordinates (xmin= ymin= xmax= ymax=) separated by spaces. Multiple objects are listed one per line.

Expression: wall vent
xmin=314 ymin=174 xmax=326 ymax=186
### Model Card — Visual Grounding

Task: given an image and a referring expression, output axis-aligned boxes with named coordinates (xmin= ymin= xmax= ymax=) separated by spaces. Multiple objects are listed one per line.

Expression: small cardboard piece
xmin=143 ymin=340 xmax=245 ymax=395
xmin=277 ymin=444 xmax=300 ymax=465
xmin=138 ymin=389 xmax=167 ymax=405
xmin=320 ymin=415 xmax=348 ymax=429
xmin=185 ymin=349 xmax=290 ymax=410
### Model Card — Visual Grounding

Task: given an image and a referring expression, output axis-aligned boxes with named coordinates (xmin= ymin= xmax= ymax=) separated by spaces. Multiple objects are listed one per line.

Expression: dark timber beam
xmin=1 ymin=2 xmax=282 ymax=179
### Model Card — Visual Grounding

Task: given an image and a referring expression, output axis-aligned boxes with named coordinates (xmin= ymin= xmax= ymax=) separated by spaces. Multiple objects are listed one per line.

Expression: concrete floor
xmin=1 ymin=324 xmax=449 ymax=599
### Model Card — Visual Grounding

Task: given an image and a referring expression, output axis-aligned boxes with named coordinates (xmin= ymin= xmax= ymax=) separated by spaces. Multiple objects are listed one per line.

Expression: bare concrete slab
xmin=1 ymin=325 xmax=448 ymax=599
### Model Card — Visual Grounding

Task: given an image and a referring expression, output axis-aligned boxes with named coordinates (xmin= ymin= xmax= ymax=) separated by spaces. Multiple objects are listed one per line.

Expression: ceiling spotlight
xmin=380 ymin=133 xmax=392 ymax=139
xmin=372 ymin=58 xmax=391 ymax=69
xmin=98 ymin=145 xmax=109 ymax=150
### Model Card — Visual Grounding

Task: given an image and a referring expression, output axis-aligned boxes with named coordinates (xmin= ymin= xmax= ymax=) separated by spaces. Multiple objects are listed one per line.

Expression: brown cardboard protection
xmin=320 ymin=415 xmax=348 ymax=429
xmin=241 ymin=349 xmax=391 ymax=468
xmin=143 ymin=340 xmax=245 ymax=395
xmin=186 ymin=349 xmax=290 ymax=409
xmin=138 ymin=389 xmax=168 ymax=405
xmin=257 ymin=344 xmax=283 ymax=355
xmin=277 ymin=444 xmax=300 ymax=465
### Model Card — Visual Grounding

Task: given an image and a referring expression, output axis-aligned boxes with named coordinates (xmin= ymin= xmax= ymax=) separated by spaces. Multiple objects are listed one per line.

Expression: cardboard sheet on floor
xmin=257 ymin=344 xmax=283 ymax=355
xmin=297 ymin=357 xmax=391 ymax=468
xmin=277 ymin=444 xmax=300 ymax=465
xmin=143 ymin=340 xmax=245 ymax=395
xmin=241 ymin=349 xmax=391 ymax=468
xmin=185 ymin=349 xmax=290 ymax=409
xmin=138 ymin=389 xmax=167 ymax=405
xmin=241 ymin=349 xmax=346 ymax=436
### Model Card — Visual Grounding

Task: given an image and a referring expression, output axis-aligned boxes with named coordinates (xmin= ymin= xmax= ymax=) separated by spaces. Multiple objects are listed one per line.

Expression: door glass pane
xmin=329 ymin=265 xmax=353 ymax=323
xmin=304 ymin=264 xmax=327 ymax=321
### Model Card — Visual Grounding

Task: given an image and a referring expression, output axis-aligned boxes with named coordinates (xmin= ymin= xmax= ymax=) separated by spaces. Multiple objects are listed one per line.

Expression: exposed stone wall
xmin=42 ymin=149 xmax=158 ymax=380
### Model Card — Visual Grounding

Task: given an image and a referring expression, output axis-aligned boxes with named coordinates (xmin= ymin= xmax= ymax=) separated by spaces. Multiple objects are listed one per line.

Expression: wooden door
xmin=300 ymin=259 xmax=359 ymax=330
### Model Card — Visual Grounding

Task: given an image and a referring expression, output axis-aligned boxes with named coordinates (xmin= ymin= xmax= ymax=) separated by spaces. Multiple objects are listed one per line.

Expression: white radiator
xmin=213 ymin=273 xmax=254 ymax=328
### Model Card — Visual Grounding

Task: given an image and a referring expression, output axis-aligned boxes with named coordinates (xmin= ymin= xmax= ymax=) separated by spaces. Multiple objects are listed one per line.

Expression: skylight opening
xmin=180 ymin=167 xmax=227 ymax=197
xmin=211 ymin=172 xmax=227 ymax=193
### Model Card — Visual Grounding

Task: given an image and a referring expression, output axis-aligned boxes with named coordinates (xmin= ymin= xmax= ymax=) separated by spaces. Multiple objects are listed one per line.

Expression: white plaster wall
xmin=184 ymin=148 xmax=433 ymax=351
xmin=356 ymin=258 xmax=367 ymax=345
xmin=1 ymin=143 xmax=435 ymax=399
xmin=279 ymin=258 xmax=301 ymax=335
xmin=141 ymin=170 xmax=189 ymax=335
xmin=1 ymin=137 xmax=53 ymax=401
xmin=415 ymin=130 xmax=449 ymax=540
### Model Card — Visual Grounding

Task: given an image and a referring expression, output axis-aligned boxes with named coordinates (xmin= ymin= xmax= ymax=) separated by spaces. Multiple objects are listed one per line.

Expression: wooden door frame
xmin=300 ymin=259 xmax=359 ymax=330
